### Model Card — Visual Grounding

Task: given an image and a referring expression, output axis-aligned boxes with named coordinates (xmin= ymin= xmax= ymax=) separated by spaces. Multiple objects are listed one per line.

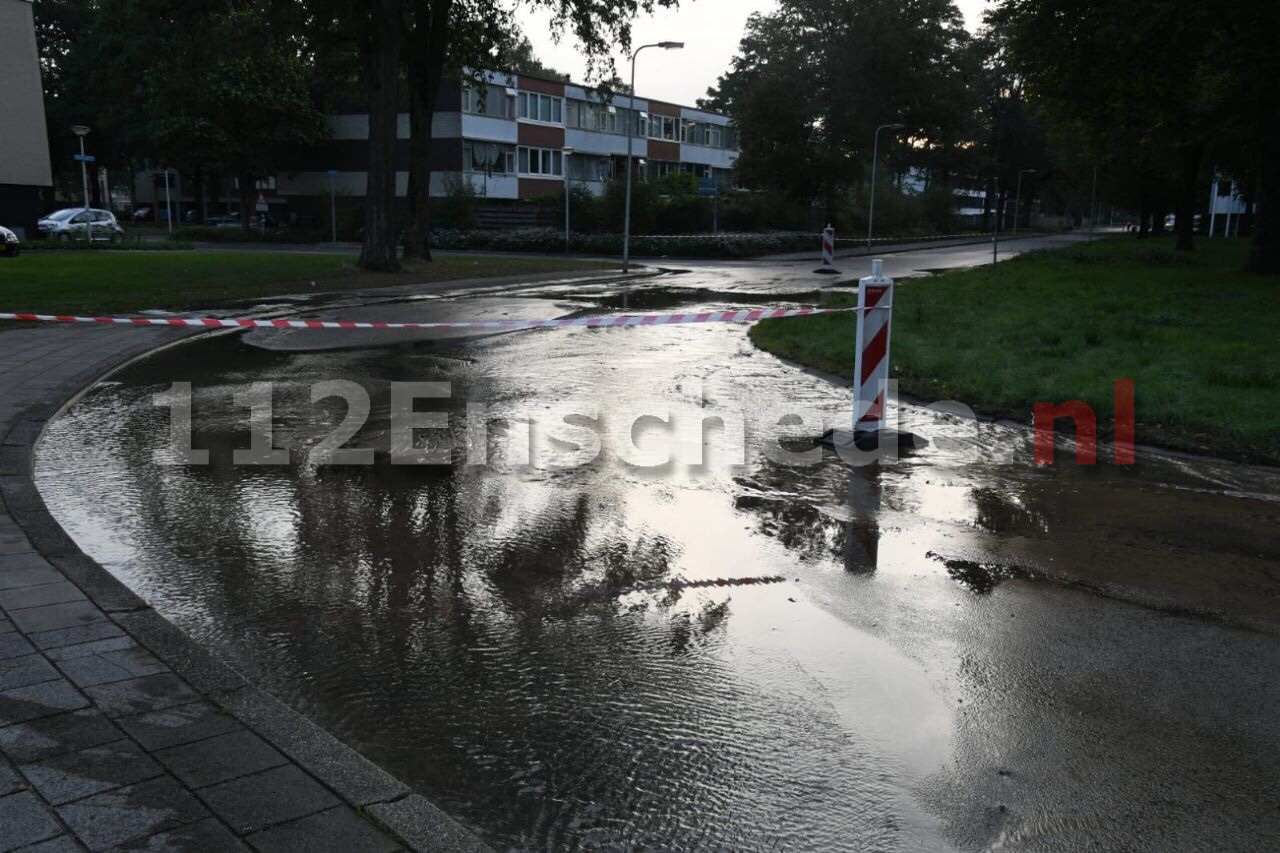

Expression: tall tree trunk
xmin=1246 ymin=136 xmax=1280 ymax=274
xmin=359 ymin=0 xmax=404 ymax=272
xmin=1137 ymin=174 xmax=1151 ymax=239
xmin=403 ymin=0 xmax=452 ymax=261
xmin=1174 ymin=142 xmax=1205 ymax=251
xmin=981 ymin=176 xmax=993 ymax=232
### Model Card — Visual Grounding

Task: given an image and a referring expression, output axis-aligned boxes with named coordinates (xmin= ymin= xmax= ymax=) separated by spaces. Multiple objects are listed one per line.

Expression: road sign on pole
xmin=255 ymin=193 xmax=269 ymax=212
xmin=73 ymin=154 xmax=96 ymax=163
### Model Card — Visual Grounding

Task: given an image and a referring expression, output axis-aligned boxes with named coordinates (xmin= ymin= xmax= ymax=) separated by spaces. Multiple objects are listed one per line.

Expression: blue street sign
xmin=327 ymin=169 xmax=340 ymax=177
xmin=697 ymin=180 xmax=717 ymax=197
xmin=74 ymin=154 xmax=96 ymax=162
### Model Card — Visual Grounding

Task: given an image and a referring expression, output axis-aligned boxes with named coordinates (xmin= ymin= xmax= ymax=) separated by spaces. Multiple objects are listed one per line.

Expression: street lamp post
xmin=1013 ymin=168 xmax=1034 ymax=237
xmin=624 ymin=41 xmax=684 ymax=273
xmin=867 ymin=123 xmax=905 ymax=250
xmin=72 ymin=126 xmax=91 ymax=240
xmin=327 ymin=169 xmax=339 ymax=244
xmin=562 ymin=147 xmax=574 ymax=252
xmin=992 ymin=174 xmax=1000 ymax=264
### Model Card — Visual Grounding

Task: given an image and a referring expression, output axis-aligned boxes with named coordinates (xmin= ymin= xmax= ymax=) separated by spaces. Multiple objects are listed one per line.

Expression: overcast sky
xmin=520 ymin=0 xmax=991 ymax=106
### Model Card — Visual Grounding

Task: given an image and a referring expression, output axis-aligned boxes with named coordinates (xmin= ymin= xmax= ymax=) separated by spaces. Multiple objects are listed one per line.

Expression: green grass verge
xmin=0 ymin=251 xmax=619 ymax=314
xmin=749 ymin=237 xmax=1280 ymax=463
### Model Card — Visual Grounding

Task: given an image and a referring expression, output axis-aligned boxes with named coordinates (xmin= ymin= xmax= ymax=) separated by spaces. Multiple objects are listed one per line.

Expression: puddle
xmin=34 ymin=267 xmax=1280 ymax=852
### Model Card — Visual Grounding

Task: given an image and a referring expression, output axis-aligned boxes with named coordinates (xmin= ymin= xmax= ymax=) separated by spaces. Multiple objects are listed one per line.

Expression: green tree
xmin=704 ymin=0 xmax=974 ymax=228
xmin=989 ymin=0 xmax=1279 ymax=261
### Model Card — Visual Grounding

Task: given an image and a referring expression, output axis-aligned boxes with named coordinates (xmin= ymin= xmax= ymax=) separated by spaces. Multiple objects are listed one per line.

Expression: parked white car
xmin=0 ymin=225 xmax=20 ymax=258
xmin=36 ymin=208 xmax=125 ymax=242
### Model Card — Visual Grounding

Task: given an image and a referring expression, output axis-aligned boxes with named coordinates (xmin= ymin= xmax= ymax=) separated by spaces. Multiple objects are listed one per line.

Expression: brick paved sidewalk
xmin=0 ymin=325 xmax=488 ymax=852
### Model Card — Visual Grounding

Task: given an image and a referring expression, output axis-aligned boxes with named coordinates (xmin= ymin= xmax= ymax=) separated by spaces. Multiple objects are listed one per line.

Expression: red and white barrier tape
xmin=0 ymin=306 xmax=881 ymax=331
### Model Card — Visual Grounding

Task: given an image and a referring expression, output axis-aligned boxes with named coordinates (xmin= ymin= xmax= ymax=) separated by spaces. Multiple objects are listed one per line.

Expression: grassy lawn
xmin=0 ymin=251 xmax=619 ymax=314
xmin=750 ymin=237 xmax=1280 ymax=463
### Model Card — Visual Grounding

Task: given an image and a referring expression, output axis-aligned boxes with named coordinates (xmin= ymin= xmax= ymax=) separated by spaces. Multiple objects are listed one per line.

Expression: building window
xmin=648 ymin=115 xmax=678 ymax=141
xmin=464 ymin=141 xmax=516 ymax=174
xmin=517 ymin=146 xmax=564 ymax=177
xmin=465 ymin=85 xmax=518 ymax=118
xmin=517 ymin=92 xmax=563 ymax=124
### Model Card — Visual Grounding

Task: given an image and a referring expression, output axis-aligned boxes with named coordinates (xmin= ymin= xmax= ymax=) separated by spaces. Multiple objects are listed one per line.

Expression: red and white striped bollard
xmin=852 ymin=258 xmax=893 ymax=433
xmin=814 ymin=224 xmax=840 ymax=275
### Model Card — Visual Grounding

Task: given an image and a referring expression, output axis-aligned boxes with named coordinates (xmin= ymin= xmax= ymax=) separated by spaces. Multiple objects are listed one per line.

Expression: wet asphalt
xmin=33 ymin=242 xmax=1280 ymax=851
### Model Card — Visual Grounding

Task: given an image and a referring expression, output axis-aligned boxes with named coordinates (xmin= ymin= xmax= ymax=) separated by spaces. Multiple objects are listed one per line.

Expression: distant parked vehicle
xmin=131 ymin=206 xmax=153 ymax=222
xmin=1163 ymin=213 xmax=1205 ymax=231
xmin=205 ymin=215 xmax=240 ymax=227
xmin=0 ymin=226 xmax=20 ymax=258
xmin=36 ymin=208 xmax=125 ymax=242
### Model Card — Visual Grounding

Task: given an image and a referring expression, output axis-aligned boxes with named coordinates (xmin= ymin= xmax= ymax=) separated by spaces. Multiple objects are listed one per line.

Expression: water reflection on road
xmin=36 ymin=269 xmax=1280 ymax=851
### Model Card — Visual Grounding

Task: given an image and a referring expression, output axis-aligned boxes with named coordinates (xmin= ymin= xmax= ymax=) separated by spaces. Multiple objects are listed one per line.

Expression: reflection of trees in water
xmin=734 ymin=457 xmax=883 ymax=572
xmin=968 ymin=485 xmax=1050 ymax=536
xmin=90 ymin=341 xmax=919 ymax=849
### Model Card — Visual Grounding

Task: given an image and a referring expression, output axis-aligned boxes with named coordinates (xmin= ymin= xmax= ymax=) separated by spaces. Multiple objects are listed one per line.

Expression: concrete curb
xmin=0 ymin=328 xmax=494 ymax=851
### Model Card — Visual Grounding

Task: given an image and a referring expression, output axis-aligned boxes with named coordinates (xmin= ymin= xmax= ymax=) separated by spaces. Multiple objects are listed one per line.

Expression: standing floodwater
xmin=36 ymin=274 xmax=1280 ymax=851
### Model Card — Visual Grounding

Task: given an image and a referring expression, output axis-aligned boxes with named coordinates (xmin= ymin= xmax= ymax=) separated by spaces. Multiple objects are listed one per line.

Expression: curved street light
xmin=867 ymin=123 xmax=905 ymax=250
xmin=623 ymin=41 xmax=684 ymax=273
xmin=72 ymin=126 xmax=92 ymax=235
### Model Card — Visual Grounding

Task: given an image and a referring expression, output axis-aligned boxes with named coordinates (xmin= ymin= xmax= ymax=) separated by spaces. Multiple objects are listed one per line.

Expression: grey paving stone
xmin=216 ymin=689 xmax=408 ymax=807
xmin=365 ymin=795 xmax=493 ymax=853
xmin=243 ymin=807 xmax=401 ymax=853
xmin=0 ymin=709 xmax=122 ymax=764
xmin=112 ymin=816 xmax=244 ymax=852
xmin=0 ymin=536 xmax=36 ymax=556
xmin=0 ymin=566 xmax=64 ymax=592
xmin=28 ymin=623 xmax=125 ymax=652
xmin=0 ymin=791 xmax=61 ymax=850
xmin=54 ymin=647 xmax=167 ymax=690
xmin=0 ymin=679 xmax=89 ymax=726
xmin=0 ymin=762 xmax=24 ymax=796
xmin=11 ymin=836 xmax=83 ymax=853
xmin=20 ymin=739 xmax=164 ymax=806
xmin=196 ymin=766 xmax=339 ymax=835
xmin=45 ymin=638 xmax=134 ymax=663
xmin=154 ymin=730 xmax=287 ymax=790
xmin=115 ymin=702 xmax=242 ymax=753
xmin=0 ymin=582 xmax=86 ymax=612
xmin=9 ymin=603 xmax=107 ymax=636
xmin=0 ymin=553 xmax=54 ymax=574
xmin=0 ymin=632 xmax=36 ymax=662
xmin=0 ymin=655 xmax=60 ymax=691
xmin=109 ymin=612 xmax=245 ymax=696
xmin=0 ymin=618 xmax=14 ymax=635
xmin=82 ymin=675 xmax=199 ymax=720
xmin=56 ymin=776 xmax=210 ymax=851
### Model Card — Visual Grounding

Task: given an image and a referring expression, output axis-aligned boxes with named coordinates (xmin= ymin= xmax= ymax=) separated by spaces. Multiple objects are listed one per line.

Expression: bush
xmin=430 ymin=227 xmax=822 ymax=258
xmin=169 ymin=227 xmax=326 ymax=244
xmin=429 ymin=226 xmax=994 ymax=257
xmin=22 ymin=239 xmax=193 ymax=251
xmin=437 ymin=175 xmax=479 ymax=229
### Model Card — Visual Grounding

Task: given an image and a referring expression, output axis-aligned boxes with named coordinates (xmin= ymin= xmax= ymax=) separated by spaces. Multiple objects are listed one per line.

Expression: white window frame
xmin=517 ymin=146 xmax=564 ymax=178
xmin=517 ymin=91 xmax=564 ymax=124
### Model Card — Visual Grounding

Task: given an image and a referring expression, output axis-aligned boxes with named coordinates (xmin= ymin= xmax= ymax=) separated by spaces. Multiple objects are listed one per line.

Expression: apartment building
xmin=132 ymin=70 xmax=739 ymax=222
xmin=0 ymin=0 xmax=53 ymax=237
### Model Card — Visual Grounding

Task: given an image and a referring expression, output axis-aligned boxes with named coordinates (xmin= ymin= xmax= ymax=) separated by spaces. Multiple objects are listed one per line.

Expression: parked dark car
xmin=0 ymin=226 xmax=20 ymax=257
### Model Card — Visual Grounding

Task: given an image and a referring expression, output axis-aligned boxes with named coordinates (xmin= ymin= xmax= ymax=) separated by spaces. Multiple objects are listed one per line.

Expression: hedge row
xmin=169 ymin=227 xmax=328 ymax=244
xmin=429 ymin=228 xmax=991 ymax=258
xmin=21 ymin=240 xmax=194 ymax=252
xmin=430 ymin=229 xmax=821 ymax=258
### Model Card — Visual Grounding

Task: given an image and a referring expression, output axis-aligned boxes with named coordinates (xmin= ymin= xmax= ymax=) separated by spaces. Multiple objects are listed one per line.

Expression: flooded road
xmin=34 ymin=261 xmax=1280 ymax=851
